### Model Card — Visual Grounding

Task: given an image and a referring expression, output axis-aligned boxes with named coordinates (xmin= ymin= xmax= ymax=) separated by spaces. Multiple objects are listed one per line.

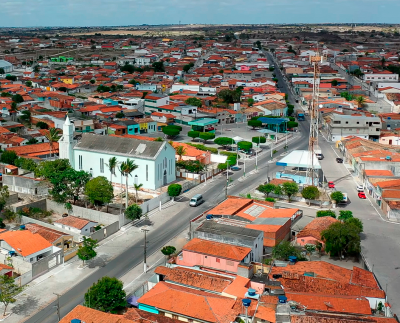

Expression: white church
xmin=59 ymin=117 xmax=177 ymax=190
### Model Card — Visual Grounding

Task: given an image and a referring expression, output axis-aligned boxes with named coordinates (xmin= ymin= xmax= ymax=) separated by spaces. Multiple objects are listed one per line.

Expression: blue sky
xmin=1 ymin=0 xmax=399 ymax=27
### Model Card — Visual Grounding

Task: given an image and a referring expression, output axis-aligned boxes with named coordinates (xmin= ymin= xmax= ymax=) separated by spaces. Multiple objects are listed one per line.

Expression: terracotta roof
xmin=0 ymin=230 xmax=52 ymax=257
xmin=291 ymin=314 xmax=398 ymax=323
xmin=377 ymin=179 xmax=400 ymax=189
xmin=25 ymin=223 xmax=71 ymax=243
xmin=382 ymin=190 xmax=400 ymax=199
xmin=55 ymin=215 xmax=96 ymax=229
xmin=60 ymin=305 xmax=132 ymax=323
xmin=138 ymin=282 xmax=238 ymax=323
xmin=183 ymin=238 xmax=251 ymax=261
xmin=154 ymin=266 xmax=233 ymax=293
xmin=286 ymin=292 xmax=371 ymax=315
xmin=124 ymin=308 xmax=181 ymax=323
xmin=6 ymin=142 xmax=59 ymax=157
xmin=297 ymin=217 xmax=338 ymax=240
xmin=364 ymin=170 xmax=394 ymax=177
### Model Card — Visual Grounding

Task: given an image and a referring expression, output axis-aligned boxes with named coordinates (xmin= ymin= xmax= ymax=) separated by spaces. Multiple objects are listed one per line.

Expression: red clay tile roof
xmin=154 ymin=266 xmax=233 ymax=293
xmin=138 ymin=282 xmax=238 ymax=323
xmin=286 ymin=292 xmax=371 ymax=315
xmin=55 ymin=215 xmax=96 ymax=229
xmin=60 ymin=305 xmax=132 ymax=323
xmin=25 ymin=223 xmax=71 ymax=243
xmin=124 ymin=308 xmax=181 ymax=323
xmin=382 ymin=190 xmax=400 ymax=199
xmin=6 ymin=142 xmax=59 ymax=157
xmin=291 ymin=314 xmax=397 ymax=323
xmin=0 ymin=230 xmax=52 ymax=257
xmin=297 ymin=217 xmax=338 ymax=240
xmin=183 ymin=238 xmax=251 ymax=261
xmin=364 ymin=170 xmax=394 ymax=176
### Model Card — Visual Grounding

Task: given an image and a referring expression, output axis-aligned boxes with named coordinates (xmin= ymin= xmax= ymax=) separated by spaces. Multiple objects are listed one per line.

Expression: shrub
xmin=187 ymin=143 xmax=218 ymax=154
xmin=252 ymin=136 xmax=266 ymax=145
xmin=168 ymin=184 xmax=182 ymax=198
xmin=125 ymin=204 xmax=143 ymax=220
xmin=265 ymin=197 xmax=275 ymax=202
xmin=316 ymin=210 xmax=336 ymax=218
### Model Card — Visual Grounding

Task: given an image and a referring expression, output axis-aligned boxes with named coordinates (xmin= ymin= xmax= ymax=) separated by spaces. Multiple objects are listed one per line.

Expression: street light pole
xmin=141 ymin=228 xmax=150 ymax=273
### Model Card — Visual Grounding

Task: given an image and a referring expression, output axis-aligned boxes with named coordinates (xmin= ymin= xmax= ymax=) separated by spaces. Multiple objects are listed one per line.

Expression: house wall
xmin=296 ymin=235 xmax=320 ymax=246
xmin=176 ymin=250 xmax=241 ymax=273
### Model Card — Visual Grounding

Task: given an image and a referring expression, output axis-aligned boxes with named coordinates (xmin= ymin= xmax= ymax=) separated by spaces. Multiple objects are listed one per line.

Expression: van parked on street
xmin=189 ymin=194 xmax=204 ymax=207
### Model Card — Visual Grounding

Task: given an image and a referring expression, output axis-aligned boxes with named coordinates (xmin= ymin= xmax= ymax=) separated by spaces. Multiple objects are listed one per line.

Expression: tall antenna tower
xmin=307 ymin=50 xmax=323 ymax=185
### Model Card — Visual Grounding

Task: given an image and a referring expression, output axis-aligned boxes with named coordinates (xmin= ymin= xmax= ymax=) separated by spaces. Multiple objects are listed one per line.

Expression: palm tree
xmin=133 ymin=183 xmax=143 ymax=203
xmin=45 ymin=128 xmax=61 ymax=158
xmin=120 ymin=159 xmax=138 ymax=208
xmin=106 ymin=157 xmax=118 ymax=184
xmin=175 ymin=145 xmax=187 ymax=161
xmin=355 ymin=96 xmax=366 ymax=108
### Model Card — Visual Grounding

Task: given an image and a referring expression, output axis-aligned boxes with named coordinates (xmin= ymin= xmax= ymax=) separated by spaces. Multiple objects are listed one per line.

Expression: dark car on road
xmin=336 ymin=158 xmax=343 ymax=163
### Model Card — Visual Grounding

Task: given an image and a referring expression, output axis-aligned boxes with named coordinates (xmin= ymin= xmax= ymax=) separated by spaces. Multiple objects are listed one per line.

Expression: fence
xmin=140 ymin=192 xmax=171 ymax=214
xmin=31 ymin=249 xmax=63 ymax=280
xmin=90 ymin=221 xmax=119 ymax=242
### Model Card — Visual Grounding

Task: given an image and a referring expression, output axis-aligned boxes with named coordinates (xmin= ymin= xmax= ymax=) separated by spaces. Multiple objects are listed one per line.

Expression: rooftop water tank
xmin=288 ymin=256 xmax=297 ymax=263
xmin=206 ymin=214 xmax=213 ymax=220
xmin=248 ymin=288 xmax=256 ymax=297
xmin=278 ymin=296 xmax=287 ymax=304
xmin=242 ymin=299 xmax=251 ymax=307
xmin=20 ymin=225 xmax=25 ymax=230
xmin=386 ymin=156 xmax=392 ymax=160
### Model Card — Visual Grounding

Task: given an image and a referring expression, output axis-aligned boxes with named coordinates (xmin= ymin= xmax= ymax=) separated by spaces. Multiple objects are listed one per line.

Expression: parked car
xmin=356 ymin=184 xmax=364 ymax=192
xmin=328 ymin=181 xmax=335 ymax=188
xmin=336 ymin=158 xmax=343 ymax=163
xmin=317 ymin=154 xmax=324 ymax=160
xmin=231 ymin=166 xmax=241 ymax=171
xmin=358 ymin=192 xmax=366 ymax=199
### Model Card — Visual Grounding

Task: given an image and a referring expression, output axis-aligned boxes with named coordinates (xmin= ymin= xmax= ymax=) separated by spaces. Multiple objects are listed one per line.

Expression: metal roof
xmin=252 ymin=217 xmax=289 ymax=225
xmin=197 ymin=221 xmax=261 ymax=238
xmin=74 ymin=133 xmax=164 ymax=160
xmin=276 ymin=150 xmax=321 ymax=169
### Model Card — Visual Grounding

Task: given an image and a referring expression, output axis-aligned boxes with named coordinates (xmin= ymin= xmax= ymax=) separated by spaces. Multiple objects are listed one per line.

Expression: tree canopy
xmin=188 ymin=131 xmax=200 ymax=141
xmin=162 ymin=126 xmax=181 ymax=138
xmin=185 ymin=97 xmax=202 ymax=108
xmin=257 ymin=183 xmax=276 ymax=197
xmin=252 ymin=136 xmax=266 ymax=145
xmin=248 ymin=119 xmax=262 ymax=129
xmin=301 ymin=186 xmax=320 ymax=204
xmin=77 ymin=237 xmax=98 ymax=265
xmin=330 ymin=191 xmax=344 ymax=204
xmin=84 ymin=276 xmax=127 ymax=313
xmin=238 ymin=141 xmax=252 ymax=151
xmin=85 ymin=176 xmax=114 ymax=207
xmin=316 ymin=210 xmax=337 ymax=218
xmin=282 ymin=181 xmax=299 ymax=201
xmin=272 ymin=241 xmax=303 ymax=261
xmin=125 ymin=204 xmax=143 ymax=221
xmin=214 ymin=137 xmax=234 ymax=148
xmin=0 ymin=275 xmax=23 ymax=316
xmin=168 ymin=184 xmax=182 ymax=198
xmin=0 ymin=150 xmax=18 ymax=165
xmin=199 ymin=132 xmax=215 ymax=143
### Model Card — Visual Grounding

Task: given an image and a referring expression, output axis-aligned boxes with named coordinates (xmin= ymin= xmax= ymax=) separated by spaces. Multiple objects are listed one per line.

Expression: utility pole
xmin=53 ymin=293 xmax=61 ymax=322
xmin=141 ymin=228 xmax=150 ymax=273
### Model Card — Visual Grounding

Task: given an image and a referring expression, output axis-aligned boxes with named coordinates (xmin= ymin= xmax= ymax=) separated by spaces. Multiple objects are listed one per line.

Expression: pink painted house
xmin=296 ymin=216 xmax=338 ymax=247
xmin=176 ymin=238 xmax=251 ymax=274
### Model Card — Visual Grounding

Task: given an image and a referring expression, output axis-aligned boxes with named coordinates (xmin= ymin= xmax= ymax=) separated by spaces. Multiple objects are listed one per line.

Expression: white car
xmin=356 ymin=184 xmax=364 ymax=192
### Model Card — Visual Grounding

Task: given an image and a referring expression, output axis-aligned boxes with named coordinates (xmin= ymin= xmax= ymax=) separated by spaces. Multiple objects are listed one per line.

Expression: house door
xmin=163 ymin=170 xmax=167 ymax=186
xmin=389 ymin=140 xmax=393 ymax=145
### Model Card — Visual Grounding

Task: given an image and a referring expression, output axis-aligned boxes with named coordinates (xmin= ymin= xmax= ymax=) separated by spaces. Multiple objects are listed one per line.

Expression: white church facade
xmin=59 ymin=117 xmax=176 ymax=190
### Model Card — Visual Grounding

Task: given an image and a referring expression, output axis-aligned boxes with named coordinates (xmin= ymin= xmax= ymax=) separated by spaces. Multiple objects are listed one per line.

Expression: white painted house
xmin=59 ymin=117 xmax=176 ymax=190
xmin=54 ymin=215 xmax=97 ymax=236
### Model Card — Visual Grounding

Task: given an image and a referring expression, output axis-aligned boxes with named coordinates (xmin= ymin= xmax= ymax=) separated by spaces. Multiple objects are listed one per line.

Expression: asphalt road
xmin=26 ymin=124 xmax=310 ymax=323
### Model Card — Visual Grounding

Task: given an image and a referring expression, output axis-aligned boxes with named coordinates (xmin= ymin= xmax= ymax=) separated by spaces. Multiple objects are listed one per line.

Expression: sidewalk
xmin=7 ymin=181 xmax=215 ymax=322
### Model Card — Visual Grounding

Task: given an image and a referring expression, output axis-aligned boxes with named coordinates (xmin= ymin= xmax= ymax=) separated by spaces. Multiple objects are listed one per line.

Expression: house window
xmin=172 ymin=315 xmax=178 ymax=320
xmin=79 ymin=155 xmax=83 ymax=169
xmin=100 ymin=158 xmax=104 ymax=173
xmin=216 ymin=258 xmax=220 ymax=263
xmin=146 ymin=165 xmax=148 ymax=181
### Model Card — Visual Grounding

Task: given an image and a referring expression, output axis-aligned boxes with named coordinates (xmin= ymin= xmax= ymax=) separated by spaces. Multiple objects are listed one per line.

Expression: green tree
xmin=90 ymin=79 xmax=95 ymax=84
xmin=272 ymin=241 xmax=301 ymax=261
xmin=316 ymin=210 xmax=337 ymax=218
xmin=84 ymin=276 xmax=127 ymax=313
xmin=175 ymin=145 xmax=186 ymax=161
xmin=274 ymin=185 xmax=283 ymax=196
xmin=355 ymin=96 xmax=366 ymax=108
xmin=217 ymin=89 xmax=241 ymax=103
xmin=345 ymin=217 xmax=363 ymax=232
xmin=152 ymin=61 xmax=165 ymax=72
xmin=287 ymin=104 xmax=294 ymax=116
xmin=105 ymin=156 xmax=118 ymax=184
xmin=199 ymin=132 xmax=215 ymax=143
xmin=0 ymin=185 xmax=9 ymax=214
xmin=25 ymin=81 xmax=32 ymax=87
xmin=77 ymin=237 xmax=98 ymax=266
xmin=120 ymin=159 xmax=138 ymax=207
xmin=0 ymin=68 xmax=4 ymax=75
xmin=248 ymin=119 xmax=262 ymax=129
xmin=321 ymin=221 xmax=361 ymax=258
xmin=331 ymin=80 xmax=338 ymax=86
xmin=36 ymin=121 xmax=49 ymax=129
xmin=301 ymin=186 xmax=320 ymax=205
xmin=330 ymin=191 xmax=344 ymax=204
xmin=183 ymin=64 xmax=191 ymax=73
xmin=247 ymin=98 xmax=255 ymax=107
xmin=19 ymin=110 xmax=31 ymax=123
xmin=125 ymin=204 xmax=143 ymax=220
xmin=5 ymin=75 xmax=16 ymax=81
xmin=168 ymin=184 xmax=182 ymax=199
xmin=257 ymin=183 xmax=276 ymax=197
xmin=185 ymin=97 xmax=202 ymax=107
xmin=26 ymin=138 xmax=38 ymax=145
xmin=282 ymin=181 xmax=299 ymax=202
xmin=45 ymin=127 xmax=61 ymax=157
xmin=0 ymin=275 xmax=23 ymax=316
xmin=161 ymin=246 xmax=176 ymax=258
xmin=338 ymin=210 xmax=353 ymax=221
xmin=115 ymin=111 xmax=124 ymax=118
xmin=214 ymin=137 xmax=234 ymax=148
xmin=252 ymin=136 xmax=266 ymax=146
xmin=188 ymin=131 xmax=200 ymax=141
xmin=162 ymin=126 xmax=181 ymax=138
xmin=287 ymin=121 xmax=298 ymax=128
xmin=128 ymin=79 xmax=140 ymax=85
xmin=85 ymin=176 xmax=114 ymax=209
xmin=133 ymin=183 xmax=143 ymax=203
xmin=12 ymin=94 xmax=24 ymax=103
xmin=304 ymin=244 xmax=316 ymax=260
xmin=0 ymin=151 xmax=18 ymax=165
xmin=238 ymin=141 xmax=252 ymax=152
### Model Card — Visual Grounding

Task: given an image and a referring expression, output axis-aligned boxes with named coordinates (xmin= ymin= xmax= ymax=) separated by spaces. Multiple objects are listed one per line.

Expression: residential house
xmin=135 ymin=117 xmax=157 ymax=133
xmin=25 ymin=223 xmax=75 ymax=251
xmin=295 ymin=216 xmax=338 ymax=247
xmin=173 ymin=142 xmax=211 ymax=164
xmin=253 ymin=100 xmax=287 ymax=116
xmin=54 ymin=215 xmax=98 ymax=236
xmin=0 ymin=230 xmax=54 ymax=263
xmin=144 ymin=94 xmax=170 ymax=110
